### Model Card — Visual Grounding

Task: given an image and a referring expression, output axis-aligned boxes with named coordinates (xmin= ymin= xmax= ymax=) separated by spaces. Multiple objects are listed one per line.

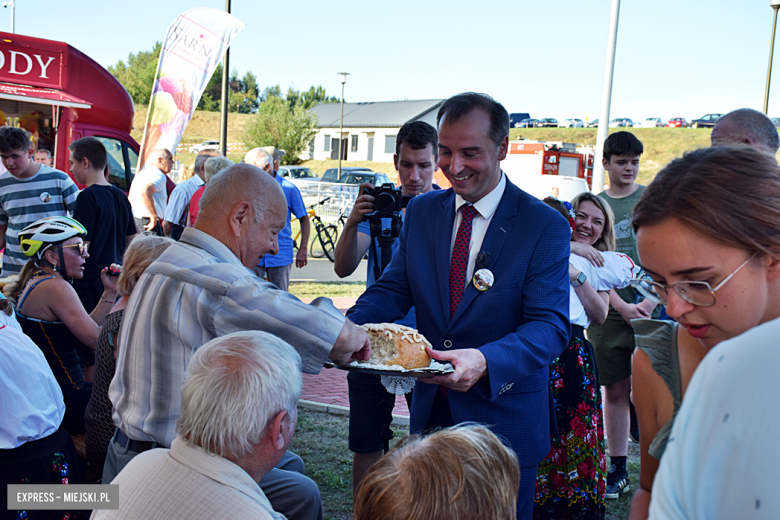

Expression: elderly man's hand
xmin=296 ymin=246 xmax=308 ymax=268
xmin=424 ymin=347 xmax=488 ymax=392
xmin=330 ymin=319 xmax=371 ymax=365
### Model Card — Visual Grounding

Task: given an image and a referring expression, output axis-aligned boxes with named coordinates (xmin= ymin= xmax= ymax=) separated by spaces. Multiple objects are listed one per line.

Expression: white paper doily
xmin=380 ymin=375 xmax=416 ymax=395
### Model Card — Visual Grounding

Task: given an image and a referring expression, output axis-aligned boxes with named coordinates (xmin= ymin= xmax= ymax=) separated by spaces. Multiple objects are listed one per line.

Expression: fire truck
xmin=501 ymin=140 xmax=594 ymax=200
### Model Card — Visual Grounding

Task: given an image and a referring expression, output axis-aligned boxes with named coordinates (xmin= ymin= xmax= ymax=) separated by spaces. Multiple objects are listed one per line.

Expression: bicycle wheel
xmin=310 ymin=223 xmax=327 ymax=258
xmin=318 ymin=225 xmax=338 ymax=262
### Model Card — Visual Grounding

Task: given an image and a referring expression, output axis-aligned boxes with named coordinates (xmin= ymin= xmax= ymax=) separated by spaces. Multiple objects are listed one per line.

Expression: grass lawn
xmin=294 ymin=407 xmax=639 ymax=520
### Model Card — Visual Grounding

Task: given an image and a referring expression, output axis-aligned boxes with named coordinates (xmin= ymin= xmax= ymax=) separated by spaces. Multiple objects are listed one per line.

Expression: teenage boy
xmin=333 ymin=120 xmax=438 ymax=494
xmin=586 ymin=131 xmax=656 ymax=499
xmin=0 ymin=127 xmax=78 ymax=276
xmin=70 ymin=137 xmax=137 ymax=310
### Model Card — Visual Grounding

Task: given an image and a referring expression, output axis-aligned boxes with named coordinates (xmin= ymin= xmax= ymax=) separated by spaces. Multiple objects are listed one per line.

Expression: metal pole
xmin=592 ymin=0 xmax=621 ymax=194
xmin=764 ymin=6 xmax=780 ymax=114
xmin=219 ymin=0 xmax=231 ymax=156
xmin=10 ymin=1 xmax=13 ymax=33
xmin=338 ymin=81 xmax=345 ymax=180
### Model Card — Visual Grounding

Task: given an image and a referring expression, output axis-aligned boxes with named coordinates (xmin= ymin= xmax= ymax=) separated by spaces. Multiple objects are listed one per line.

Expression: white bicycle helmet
xmin=18 ymin=216 xmax=87 ymax=258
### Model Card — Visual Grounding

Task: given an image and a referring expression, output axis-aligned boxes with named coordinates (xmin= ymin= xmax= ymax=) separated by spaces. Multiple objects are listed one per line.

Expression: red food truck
xmin=0 ymin=31 xmax=139 ymax=190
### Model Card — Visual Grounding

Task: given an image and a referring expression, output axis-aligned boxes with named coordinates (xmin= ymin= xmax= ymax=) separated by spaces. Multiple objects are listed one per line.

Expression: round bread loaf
xmin=361 ymin=323 xmax=432 ymax=369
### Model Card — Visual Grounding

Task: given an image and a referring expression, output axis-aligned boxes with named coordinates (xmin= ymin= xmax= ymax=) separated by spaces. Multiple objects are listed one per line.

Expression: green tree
xmin=108 ymin=42 xmax=161 ymax=105
xmin=245 ymin=96 xmax=318 ymax=165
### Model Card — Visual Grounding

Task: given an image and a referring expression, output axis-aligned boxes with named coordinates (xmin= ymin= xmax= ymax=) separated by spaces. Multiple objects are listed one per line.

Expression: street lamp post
xmin=3 ymin=1 xmax=14 ymax=33
xmin=764 ymin=0 xmax=780 ymax=114
xmin=337 ymin=72 xmax=349 ymax=181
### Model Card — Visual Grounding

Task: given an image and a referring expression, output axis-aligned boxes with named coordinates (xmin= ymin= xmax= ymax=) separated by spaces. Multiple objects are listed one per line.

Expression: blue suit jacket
xmin=347 ymin=178 xmax=571 ymax=467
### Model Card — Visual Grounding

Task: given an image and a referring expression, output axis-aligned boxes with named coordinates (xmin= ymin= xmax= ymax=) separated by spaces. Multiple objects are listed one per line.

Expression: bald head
xmin=711 ymin=109 xmax=780 ymax=154
xmin=244 ymin=148 xmax=273 ymax=173
xmin=195 ymin=163 xmax=287 ymax=268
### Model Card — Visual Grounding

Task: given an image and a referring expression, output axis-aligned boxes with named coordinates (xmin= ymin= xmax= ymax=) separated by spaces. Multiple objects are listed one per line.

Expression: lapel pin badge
xmin=473 ymin=268 xmax=494 ymax=292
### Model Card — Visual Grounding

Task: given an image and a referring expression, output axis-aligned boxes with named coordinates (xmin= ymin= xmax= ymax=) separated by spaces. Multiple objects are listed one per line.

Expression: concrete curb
xmin=297 ymin=399 xmax=410 ymax=427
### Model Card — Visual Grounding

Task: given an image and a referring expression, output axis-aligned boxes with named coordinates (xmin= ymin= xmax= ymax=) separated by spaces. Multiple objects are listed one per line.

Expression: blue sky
xmin=9 ymin=0 xmax=779 ymax=122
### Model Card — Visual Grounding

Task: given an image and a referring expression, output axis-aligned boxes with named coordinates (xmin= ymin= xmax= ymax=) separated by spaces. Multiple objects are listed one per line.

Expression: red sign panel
xmin=0 ymin=44 xmax=63 ymax=90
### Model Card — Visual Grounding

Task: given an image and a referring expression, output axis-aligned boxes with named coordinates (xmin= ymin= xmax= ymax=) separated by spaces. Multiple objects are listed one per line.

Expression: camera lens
xmin=374 ymin=192 xmax=396 ymax=214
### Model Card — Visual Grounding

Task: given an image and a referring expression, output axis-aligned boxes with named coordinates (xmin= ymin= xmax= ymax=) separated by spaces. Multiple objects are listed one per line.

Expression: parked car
xmin=690 ymin=113 xmax=723 ymax=128
xmin=278 ymin=166 xmax=320 ymax=190
xmin=337 ymin=172 xmax=392 ymax=186
xmin=516 ymin=118 xmax=541 ymax=128
xmin=585 ymin=119 xmax=599 ymax=128
xmin=772 ymin=117 xmax=780 ymax=128
xmin=509 ymin=113 xmax=531 ymax=127
xmin=666 ymin=117 xmax=688 ymax=128
xmin=609 ymin=118 xmax=634 ymax=128
xmin=639 ymin=117 xmax=664 ymax=128
xmin=321 ymin=167 xmax=373 ymax=183
xmin=188 ymin=140 xmax=220 ymax=154
xmin=539 ymin=118 xmax=559 ymax=128
xmin=560 ymin=118 xmax=584 ymax=128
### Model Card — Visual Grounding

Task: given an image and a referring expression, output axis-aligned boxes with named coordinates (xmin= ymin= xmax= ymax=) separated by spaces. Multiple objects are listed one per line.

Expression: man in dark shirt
xmin=70 ymin=137 xmax=137 ymax=310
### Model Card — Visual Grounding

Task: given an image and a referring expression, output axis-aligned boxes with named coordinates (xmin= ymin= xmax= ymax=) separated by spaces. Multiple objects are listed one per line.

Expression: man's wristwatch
xmin=571 ymin=271 xmax=587 ymax=287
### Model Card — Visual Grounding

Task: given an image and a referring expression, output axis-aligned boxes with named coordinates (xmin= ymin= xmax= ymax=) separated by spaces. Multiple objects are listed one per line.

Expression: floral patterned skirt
xmin=533 ymin=335 xmax=606 ymax=520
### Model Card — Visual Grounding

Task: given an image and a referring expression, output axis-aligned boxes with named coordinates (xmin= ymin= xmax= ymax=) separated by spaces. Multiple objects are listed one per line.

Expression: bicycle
xmin=293 ymin=197 xmax=347 ymax=262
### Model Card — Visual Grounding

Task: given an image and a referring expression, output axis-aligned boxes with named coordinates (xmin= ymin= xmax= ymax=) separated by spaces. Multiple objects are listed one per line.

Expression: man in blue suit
xmin=346 ymin=92 xmax=570 ymax=519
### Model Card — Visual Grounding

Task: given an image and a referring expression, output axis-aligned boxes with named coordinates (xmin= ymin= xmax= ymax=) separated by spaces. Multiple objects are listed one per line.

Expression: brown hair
xmin=353 ymin=423 xmax=520 ymax=520
xmin=117 ymin=234 xmax=176 ymax=296
xmin=571 ymin=192 xmax=616 ymax=252
xmin=633 ymin=146 xmax=780 ymax=258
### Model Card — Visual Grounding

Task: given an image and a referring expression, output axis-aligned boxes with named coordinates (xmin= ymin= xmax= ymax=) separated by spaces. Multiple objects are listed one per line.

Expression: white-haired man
xmin=107 ymin=163 xmax=370 ymax=520
xmin=244 ymin=146 xmax=309 ymax=291
xmin=711 ymin=108 xmax=780 ymax=154
xmin=162 ymin=150 xmax=220 ymax=239
xmin=96 ymin=331 xmax=300 ymax=519
xmin=127 ymin=147 xmax=173 ymax=235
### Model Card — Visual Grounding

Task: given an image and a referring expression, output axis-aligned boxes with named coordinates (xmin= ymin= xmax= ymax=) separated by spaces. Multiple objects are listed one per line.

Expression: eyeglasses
xmin=630 ymin=253 xmax=757 ymax=307
xmin=61 ymin=242 xmax=89 ymax=256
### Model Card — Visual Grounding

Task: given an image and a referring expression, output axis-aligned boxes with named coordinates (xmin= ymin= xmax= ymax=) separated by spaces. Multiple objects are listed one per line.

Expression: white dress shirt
xmin=164 ymin=174 xmax=204 ymax=225
xmin=649 ymin=316 xmax=780 ymax=520
xmin=0 ymin=313 xmax=65 ymax=449
xmin=451 ymin=172 xmax=507 ymax=288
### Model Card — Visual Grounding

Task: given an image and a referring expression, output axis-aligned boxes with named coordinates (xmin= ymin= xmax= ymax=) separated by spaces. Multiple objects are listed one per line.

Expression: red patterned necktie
xmin=449 ymin=204 xmax=478 ymax=318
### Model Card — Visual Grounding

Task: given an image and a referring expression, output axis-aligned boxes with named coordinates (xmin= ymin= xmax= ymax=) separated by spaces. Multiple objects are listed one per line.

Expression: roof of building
xmin=311 ymin=99 xmax=445 ymax=128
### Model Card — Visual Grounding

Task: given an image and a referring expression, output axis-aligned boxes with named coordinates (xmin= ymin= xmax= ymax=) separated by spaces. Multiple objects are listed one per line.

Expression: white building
xmin=304 ymin=99 xmax=444 ymax=163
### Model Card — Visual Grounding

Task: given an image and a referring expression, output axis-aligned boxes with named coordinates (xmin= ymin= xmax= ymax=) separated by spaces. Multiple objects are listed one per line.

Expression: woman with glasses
xmin=627 ymin=146 xmax=780 ymax=519
xmin=4 ymin=216 xmax=120 ymax=435
xmin=535 ymin=194 xmax=641 ymax=520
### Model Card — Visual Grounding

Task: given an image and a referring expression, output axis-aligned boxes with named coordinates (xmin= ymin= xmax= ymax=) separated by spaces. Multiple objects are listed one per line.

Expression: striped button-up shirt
xmin=110 ymin=227 xmax=344 ymax=446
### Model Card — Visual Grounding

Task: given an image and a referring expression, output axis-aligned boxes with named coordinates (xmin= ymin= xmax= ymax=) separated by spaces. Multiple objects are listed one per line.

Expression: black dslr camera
xmin=363 ymin=183 xmax=413 ymax=219
xmin=362 ymin=183 xmax=414 ymax=280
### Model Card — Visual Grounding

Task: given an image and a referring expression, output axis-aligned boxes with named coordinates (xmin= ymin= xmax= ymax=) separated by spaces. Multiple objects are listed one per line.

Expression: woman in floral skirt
xmin=534 ymin=194 xmax=640 ymax=519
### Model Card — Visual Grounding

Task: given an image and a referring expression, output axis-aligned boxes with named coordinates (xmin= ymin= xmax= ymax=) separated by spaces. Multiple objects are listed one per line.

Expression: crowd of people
xmin=0 ymin=94 xmax=779 ymax=520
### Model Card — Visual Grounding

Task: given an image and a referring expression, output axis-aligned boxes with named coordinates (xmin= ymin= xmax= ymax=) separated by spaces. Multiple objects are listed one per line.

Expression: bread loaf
xmin=360 ymin=323 xmax=432 ymax=369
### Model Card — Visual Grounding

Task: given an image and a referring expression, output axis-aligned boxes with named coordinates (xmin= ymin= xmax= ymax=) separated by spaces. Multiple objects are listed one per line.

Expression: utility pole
xmin=3 ymin=1 xmax=15 ymax=33
xmin=219 ymin=0 xmax=231 ymax=156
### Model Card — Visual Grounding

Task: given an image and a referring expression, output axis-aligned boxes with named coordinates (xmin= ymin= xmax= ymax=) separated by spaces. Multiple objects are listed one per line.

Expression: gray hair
xmin=150 ymin=147 xmax=172 ymax=163
xmin=713 ymin=108 xmax=780 ymax=154
xmin=244 ymin=147 xmax=273 ymax=170
xmin=203 ymin=156 xmax=234 ymax=183
xmin=198 ymin=163 xmax=282 ymax=224
xmin=176 ymin=331 xmax=302 ymax=458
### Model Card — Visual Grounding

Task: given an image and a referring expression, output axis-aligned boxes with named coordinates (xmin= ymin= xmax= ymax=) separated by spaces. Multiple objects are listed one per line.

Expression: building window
xmin=384 ymin=135 xmax=396 ymax=154
xmin=351 ymin=135 xmax=358 ymax=152
xmin=324 ymin=135 xmax=330 ymax=152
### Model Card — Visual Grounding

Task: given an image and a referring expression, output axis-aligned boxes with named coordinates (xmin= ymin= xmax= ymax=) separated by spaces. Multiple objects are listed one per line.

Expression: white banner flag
xmin=138 ymin=7 xmax=245 ymax=167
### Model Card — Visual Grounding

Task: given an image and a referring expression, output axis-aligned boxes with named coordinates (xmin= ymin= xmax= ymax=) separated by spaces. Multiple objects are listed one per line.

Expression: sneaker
xmin=605 ymin=463 xmax=629 ymax=499
xmin=629 ymin=401 xmax=640 ymax=444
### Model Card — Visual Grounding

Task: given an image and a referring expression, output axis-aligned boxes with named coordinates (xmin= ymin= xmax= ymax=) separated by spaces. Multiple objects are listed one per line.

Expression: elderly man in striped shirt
xmin=107 ymin=163 xmax=370 ymax=520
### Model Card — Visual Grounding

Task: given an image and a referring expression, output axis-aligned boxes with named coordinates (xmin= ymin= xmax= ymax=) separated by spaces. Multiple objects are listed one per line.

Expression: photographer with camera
xmin=333 ymin=120 xmax=438 ymax=493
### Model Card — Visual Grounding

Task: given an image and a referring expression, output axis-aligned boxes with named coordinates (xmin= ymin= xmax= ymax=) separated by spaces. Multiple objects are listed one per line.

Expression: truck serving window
xmin=95 ymin=136 xmax=138 ymax=191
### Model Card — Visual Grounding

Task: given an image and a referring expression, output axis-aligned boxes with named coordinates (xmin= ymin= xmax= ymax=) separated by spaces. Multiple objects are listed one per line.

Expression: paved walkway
xmin=299 ymin=296 xmax=410 ymax=423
